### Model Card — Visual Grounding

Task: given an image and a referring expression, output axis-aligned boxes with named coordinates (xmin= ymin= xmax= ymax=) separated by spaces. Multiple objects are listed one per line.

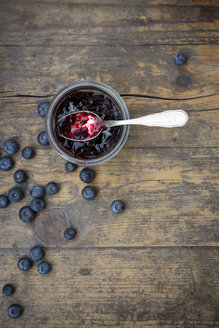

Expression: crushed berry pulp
xmin=57 ymin=111 xmax=106 ymax=141
xmin=54 ymin=91 xmax=123 ymax=160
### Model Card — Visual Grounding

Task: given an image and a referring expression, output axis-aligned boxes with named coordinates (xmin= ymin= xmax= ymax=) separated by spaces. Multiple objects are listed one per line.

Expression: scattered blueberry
xmin=31 ymin=198 xmax=45 ymax=212
xmin=29 ymin=246 xmax=45 ymax=262
xmin=173 ymin=53 xmax=187 ymax=66
xmin=7 ymin=304 xmax=23 ymax=319
xmin=2 ymin=284 xmax=15 ymax=296
xmin=37 ymin=101 xmax=50 ymax=118
xmin=18 ymin=257 xmax=32 ymax=272
xmin=45 ymin=182 xmax=59 ymax=195
xmin=0 ymin=156 xmax=14 ymax=171
xmin=79 ymin=168 xmax=94 ymax=183
xmin=65 ymin=161 xmax=77 ymax=173
xmin=64 ymin=228 xmax=77 ymax=240
xmin=30 ymin=185 xmax=45 ymax=198
xmin=37 ymin=131 xmax=49 ymax=146
xmin=14 ymin=170 xmax=27 ymax=184
xmin=81 ymin=186 xmax=96 ymax=200
xmin=22 ymin=146 xmax=35 ymax=159
xmin=3 ymin=139 xmax=19 ymax=155
xmin=8 ymin=187 xmax=24 ymax=202
xmin=19 ymin=206 xmax=36 ymax=223
xmin=0 ymin=195 xmax=9 ymax=208
xmin=37 ymin=261 xmax=51 ymax=275
xmin=110 ymin=200 xmax=125 ymax=214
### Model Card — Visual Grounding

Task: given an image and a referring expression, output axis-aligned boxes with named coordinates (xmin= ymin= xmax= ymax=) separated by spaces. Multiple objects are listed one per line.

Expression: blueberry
xmin=14 ymin=170 xmax=27 ymax=184
xmin=18 ymin=257 xmax=32 ymax=272
xmin=2 ymin=284 xmax=15 ymax=296
xmin=19 ymin=206 xmax=36 ymax=223
xmin=37 ymin=101 xmax=50 ymax=118
xmin=45 ymin=182 xmax=59 ymax=195
xmin=110 ymin=200 xmax=125 ymax=214
xmin=0 ymin=156 xmax=14 ymax=171
xmin=7 ymin=304 xmax=23 ymax=319
xmin=65 ymin=161 xmax=77 ymax=173
xmin=64 ymin=228 xmax=77 ymax=240
xmin=31 ymin=198 xmax=45 ymax=212
xmin=8 ymin=187 xmax=24 ymax=202
xmin=173 ymin=53 xmax=187 ymax=66
xmin=30 ymin=185 xmax=45 ymax=198
xmin=37 ymin=131 xmax=49 ymax=146
xmin=3 ymin=139 xmax=19 ymax=155
xmin=29 ymin=246 xmax=45 ymax=262
xmin=0 ymin=195 xmax=9 ymax=208
xmin=81 ymin=186 xmax=96 ymax=200
xmin=37 ymin=261 xmax=51 ymax=275
xmin=22 ymin=146 xmax=35 ymax=159
xmin=79 ymin=168 xmax=94 ymax=183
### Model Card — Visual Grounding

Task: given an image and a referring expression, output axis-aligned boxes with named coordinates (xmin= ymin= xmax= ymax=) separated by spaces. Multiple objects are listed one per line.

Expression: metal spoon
xmin=56 ymin=109 xmax=188 ymax=142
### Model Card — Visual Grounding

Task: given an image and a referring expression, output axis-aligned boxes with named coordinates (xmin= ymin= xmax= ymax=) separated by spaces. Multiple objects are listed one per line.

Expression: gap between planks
xmin=0 ymin=246 xmax=218 ymax=251
xmin=0 ymin=93 xmax=217 ymax=102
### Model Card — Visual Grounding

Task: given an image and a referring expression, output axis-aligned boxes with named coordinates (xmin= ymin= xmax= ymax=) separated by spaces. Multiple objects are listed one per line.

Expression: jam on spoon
xmin=57 ymin=111 xmax=107 ymax=141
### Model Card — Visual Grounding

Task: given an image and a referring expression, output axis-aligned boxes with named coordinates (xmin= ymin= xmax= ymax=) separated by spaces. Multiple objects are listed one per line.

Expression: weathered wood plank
xmin=0 ymin=96 xmax=218 ymax=148
xmin=1 ymin=247 xmax=218 ymax=328
xmin=0 ymin=45 xmax=218 ymax=97
xmin=0 ymin=141 xmax=218 ymax=248
xmin=0 ymin=1 xmax=218 ymax=46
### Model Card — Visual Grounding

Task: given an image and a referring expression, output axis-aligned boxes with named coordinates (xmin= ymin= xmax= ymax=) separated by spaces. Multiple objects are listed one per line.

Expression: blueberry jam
xmin=57 ymin=111 xmax=106 ymax=141
xmin=54 ymin=91 xmax=122 ymax=160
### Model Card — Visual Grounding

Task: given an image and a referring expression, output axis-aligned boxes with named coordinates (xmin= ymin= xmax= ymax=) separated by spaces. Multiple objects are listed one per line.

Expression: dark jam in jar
xmin=54 ymin=91 xmax=122 ymax=160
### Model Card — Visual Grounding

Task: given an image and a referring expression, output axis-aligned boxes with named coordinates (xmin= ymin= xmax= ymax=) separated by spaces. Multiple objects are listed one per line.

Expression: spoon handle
xmin=105 ymin=110 xmax=188 ymax=128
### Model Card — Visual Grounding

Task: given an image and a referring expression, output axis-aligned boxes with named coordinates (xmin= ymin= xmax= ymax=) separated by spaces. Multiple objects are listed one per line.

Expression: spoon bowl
xmin=56 ymin=111 xmax=106 ymax=142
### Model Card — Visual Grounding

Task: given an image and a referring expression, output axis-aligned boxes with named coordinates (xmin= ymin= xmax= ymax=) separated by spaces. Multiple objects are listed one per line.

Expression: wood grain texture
xmin=0 ymin=96 xmax=218 ymax=147
xmin=0 ymin=44 xmax=219 ymax=97
xmin=0 ymin=0 xmax=219 ymax=327
xmin=0 ymin=96 xmax=218 ymax=249
xmin=0 ymin=248 xmax=218 ymax=328
xmin=0 ymin=0 xmax=218 ymax=46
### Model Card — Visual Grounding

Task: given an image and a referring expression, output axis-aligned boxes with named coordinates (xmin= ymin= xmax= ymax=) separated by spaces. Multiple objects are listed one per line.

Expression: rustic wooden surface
xmin=0 ymin=1 xmax=219 ymax=327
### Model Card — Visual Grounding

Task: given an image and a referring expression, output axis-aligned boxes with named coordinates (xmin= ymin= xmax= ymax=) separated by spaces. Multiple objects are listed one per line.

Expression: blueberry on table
xmin=8 ymin=187 xmax=24 ymax=202
xmin=30 ymin=185 xmax=45 ymax=198
xmin=14 ymin=169 xmax=28 ymax=184
xmin=29 ymin=246 xmax=45 ymax=262
xmin=2 ymin=284 xmax=15 ymax=296
xmin=3 ymin=139 xmax=19 ymax=155
xmin=81 ymin=186 xmax=96 ymax=200
xmin=173 ymin=53 xmax=187 ymax=66
xmin=0 ymin=195 xmax=9 ymax=208
xmin=37 ymin=131 xmax=50 ymax=146
xmin=22 ymin=146 xmax=35 ymax=159
xmin=37 ymin=261 xmax=51 ymax=275
xmin=31 ymin=198 xmax=45 ymax=212
xmin=79 ymin=168 xmax=94 ymax=183
xmin=45 ymin=182 xmax=59 ymax=195
xmin=7 ymin=304 xmax=23 ymax=319
xmin=65 ymin=161 xmax=77 ymax=173
xmin=0 ymin=156 xmax=14 ymax=171
xmin=19 ymin=206 xmax=36 ymax=223
xmin=64 ymin=228 xmax=77 ymax=240
xmin=110 ymin=200 xmax=125 ymax=214
xmin=37 ymin=101 xmax=50 ymax=118
xmin=18 ymin=257 xmax=32 ymax=272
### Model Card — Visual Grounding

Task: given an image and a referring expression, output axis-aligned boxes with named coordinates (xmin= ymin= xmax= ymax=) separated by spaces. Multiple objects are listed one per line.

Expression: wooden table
xmin=0 ymin=1 xmax=218 ymax=327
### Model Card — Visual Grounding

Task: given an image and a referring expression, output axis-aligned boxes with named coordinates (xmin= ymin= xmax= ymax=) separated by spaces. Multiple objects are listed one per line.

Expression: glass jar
xmin=46 ymin=81 xmax=130 ymax=166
